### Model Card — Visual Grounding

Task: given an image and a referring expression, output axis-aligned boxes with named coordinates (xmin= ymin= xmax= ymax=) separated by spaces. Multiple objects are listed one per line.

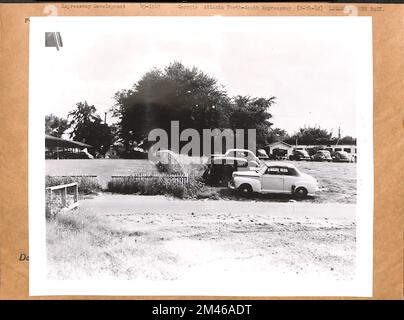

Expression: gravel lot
xmin=47 ymin=194 xmax=355 ymax=281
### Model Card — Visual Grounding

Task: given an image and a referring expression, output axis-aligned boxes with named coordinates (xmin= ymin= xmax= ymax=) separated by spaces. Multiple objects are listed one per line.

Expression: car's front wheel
xmin=294 ymin=187 xmax=308 ymax=198
xmin=238 ymin=184 xmax=253 ymax=197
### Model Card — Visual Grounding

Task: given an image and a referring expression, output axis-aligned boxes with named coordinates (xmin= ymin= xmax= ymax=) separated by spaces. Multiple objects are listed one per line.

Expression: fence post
xmin=63 ymin=186 xmax=67 ymax=207
xmin=49 ymin=189 xmax=53 ymax=217
xmin=75 ymin=184 xmax=78 ymax=202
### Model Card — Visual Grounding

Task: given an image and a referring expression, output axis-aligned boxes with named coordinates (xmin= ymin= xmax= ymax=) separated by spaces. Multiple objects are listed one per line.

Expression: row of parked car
xmin=258 ymin=148 xmax=355 ymax=163
xmin=202 ymin=148 xmax=321 ymax=198
xmin=288 ymin=149 xmax=355 ymax=162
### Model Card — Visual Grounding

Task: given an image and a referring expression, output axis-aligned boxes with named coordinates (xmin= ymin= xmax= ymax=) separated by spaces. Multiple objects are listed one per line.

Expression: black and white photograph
xmin=29 ymin=16 xmax=373 ymax=296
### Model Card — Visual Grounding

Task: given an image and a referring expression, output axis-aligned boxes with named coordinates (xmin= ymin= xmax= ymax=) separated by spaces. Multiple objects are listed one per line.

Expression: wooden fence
xmin=53 ymin=175 xmax=98 ymax=184
xmin=111 ymin=173 xmax=189 ymax=184
xmin=46 ymin=182 xmax=78 ymax=217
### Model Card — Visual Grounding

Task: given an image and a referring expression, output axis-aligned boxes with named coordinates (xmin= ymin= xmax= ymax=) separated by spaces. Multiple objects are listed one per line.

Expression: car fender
xmin=293 ymin=179 xmax=318 ymax=194
xmin=234 ymin=177 xmax=261 ymax=192
xmin=248 ymin=160 xmax=260 ymax=167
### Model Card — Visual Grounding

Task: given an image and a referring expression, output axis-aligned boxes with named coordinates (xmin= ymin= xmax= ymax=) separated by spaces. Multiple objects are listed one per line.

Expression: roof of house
xmin=45 ymin=134 xmax=93 ymax=149
xmin=266 ymin=141 xmax=293 ymax=148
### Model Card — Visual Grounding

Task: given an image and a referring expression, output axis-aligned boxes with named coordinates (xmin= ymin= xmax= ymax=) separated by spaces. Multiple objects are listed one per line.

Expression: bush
xmin=155 ymin=161 xmax=184 ymax=175
xmin=107 ymin=176 xmax=203 ymax=199
xmin=45 ymin=175 xmax=101 ymax=194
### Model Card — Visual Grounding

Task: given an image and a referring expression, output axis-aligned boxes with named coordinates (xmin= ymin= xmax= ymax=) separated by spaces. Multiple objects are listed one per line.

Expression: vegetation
xmin=107 ymin=175 xmax=203 ymax=199
xmin=68 ymin=101 xmax=113 ymax=156
xmin=111 ymin=61 xmax=276 ymax=151
xmin=45 ymin=62 xmax=356 ymax=159
xmin=271 ymin=126 xmax=358 ymax=146
xmin=45 ymin=175 xmax=101 ymax=194
xmin=45 ymin=114 xmax=69 ymax=137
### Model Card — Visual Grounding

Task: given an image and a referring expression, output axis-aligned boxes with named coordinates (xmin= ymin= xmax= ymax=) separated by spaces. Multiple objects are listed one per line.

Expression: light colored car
xmin=312 ymin=150 xmax=332 ymax=162
xmin=228 ymin=161 xmax=320 ymax=198
xmin=211 ymin=149 xmax=260 ymax=168
xmin=257 ymin=149 xmax=269 ymax=159
xmin=332 ymin=151 xmax=352 ymax=163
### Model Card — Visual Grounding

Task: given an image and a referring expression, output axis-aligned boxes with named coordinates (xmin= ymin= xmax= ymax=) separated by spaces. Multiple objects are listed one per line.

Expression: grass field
xmin=46 ymin=159 xmax=356 ymax=203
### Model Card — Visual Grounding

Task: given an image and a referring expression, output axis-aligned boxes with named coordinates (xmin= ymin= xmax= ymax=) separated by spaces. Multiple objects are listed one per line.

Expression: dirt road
xmin=47 ymin=193 xmax=356 ymax=282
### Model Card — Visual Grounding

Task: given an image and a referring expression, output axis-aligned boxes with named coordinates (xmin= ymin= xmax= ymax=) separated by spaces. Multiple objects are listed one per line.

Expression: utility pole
xmin=104 ymin=112 xmax=107 ymax=124
xmin=335 ymin=127 xmax=341 ymax=145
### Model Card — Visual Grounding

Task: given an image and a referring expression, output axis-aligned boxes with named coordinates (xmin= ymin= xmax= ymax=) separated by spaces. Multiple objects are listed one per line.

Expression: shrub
xmin=107 ymin=176 xmax=203 ymax=199
xmin=155 ymin=161 xmax=184 ymax=175
xmin=45 ymin=175 xmax=101 ymax=194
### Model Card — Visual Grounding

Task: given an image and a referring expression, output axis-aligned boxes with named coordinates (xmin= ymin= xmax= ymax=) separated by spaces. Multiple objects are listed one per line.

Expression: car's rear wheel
xmin=238 ymin=184 xmax=253 ymax=197
xmin=294 ymin=187 xmax=308 ymax=198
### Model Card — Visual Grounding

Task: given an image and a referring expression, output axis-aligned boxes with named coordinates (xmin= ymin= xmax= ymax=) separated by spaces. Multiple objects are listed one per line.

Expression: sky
xmin=30 ymin=16 xmax=368 ymax=137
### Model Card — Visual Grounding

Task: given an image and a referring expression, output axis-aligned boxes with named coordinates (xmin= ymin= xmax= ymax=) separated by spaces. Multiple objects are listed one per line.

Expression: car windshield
xmin=296 ymin=150 xmax=309 ymax=157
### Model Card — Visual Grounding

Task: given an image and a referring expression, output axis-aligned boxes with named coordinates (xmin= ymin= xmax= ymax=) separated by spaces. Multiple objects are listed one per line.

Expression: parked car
xmin=154 ymin=149 xmax=184 ymax=174
xmin=120 ymin=147 xmax=148 ymax=159
xmin=332 ymin=151 xmax=352 ymax=163
xmin=210 ymin=149 xmax=260 ymax=168
xmin=289 ymin=149 xmax=311 ymax=161
xmin=312 ymin=150 xmax=333 ymax=162
xmin=271 ymin=148 xmax=289 ymax=160
xmin=228 ymin=161 xmax=320 ymax=198
xmin=257 ymin=149 xmax=269 ymax=160
xmin=203 ymin=157 xmax=249 ymax=186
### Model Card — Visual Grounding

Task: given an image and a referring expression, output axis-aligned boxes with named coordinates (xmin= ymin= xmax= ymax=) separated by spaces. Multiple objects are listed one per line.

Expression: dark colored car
xmin=202 ymin=157 xmax=249 ymax=186
xmin=289 ymin=149 xmax=311 ymax=161
xmin=270 ymin=148 xmax=288 ymax=160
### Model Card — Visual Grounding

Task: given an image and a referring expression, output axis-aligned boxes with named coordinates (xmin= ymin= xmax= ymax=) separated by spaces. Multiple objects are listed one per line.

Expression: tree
xmin=339 ymin=136 xmax=357 ymax=145
xmin=45 ymin=114 xmax=69 ymax=137
xmin=267 ymin=128 xmax=289 ymax=144
xmin=228 ymin=95 xmax=275 ymax=147
xmin=112 ymin=62 xmax=231 ymax=150
xmin=111 ymin=62 xmax=275 ymax=151
xmin=286 ymin=126 xmax=333 ymax=145
xmin=68 ymin=101 xmax=112 ymax=156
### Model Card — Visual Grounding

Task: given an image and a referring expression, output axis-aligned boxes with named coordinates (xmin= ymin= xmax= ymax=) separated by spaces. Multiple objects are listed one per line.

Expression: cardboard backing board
xmin=0 ymin=2 xmax=403 ymax=299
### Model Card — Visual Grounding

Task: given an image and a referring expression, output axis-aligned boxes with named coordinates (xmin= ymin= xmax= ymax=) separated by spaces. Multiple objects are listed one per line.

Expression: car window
xmin=265 ymin=167 xmax=281 ymax=175
xmin=236 ymin=160 xmax=248 ymax=167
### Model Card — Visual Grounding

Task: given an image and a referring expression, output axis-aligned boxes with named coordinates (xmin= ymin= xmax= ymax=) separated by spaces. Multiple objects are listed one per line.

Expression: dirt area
xmin=47 ymin=194 xmax=356 ymax=281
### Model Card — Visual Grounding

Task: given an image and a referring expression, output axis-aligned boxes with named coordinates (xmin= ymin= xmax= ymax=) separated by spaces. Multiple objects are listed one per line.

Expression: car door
xmin=261 ymin=166 xmax=284 ymax=192
xmin=281 ymin=167 xmax=297 ymax=193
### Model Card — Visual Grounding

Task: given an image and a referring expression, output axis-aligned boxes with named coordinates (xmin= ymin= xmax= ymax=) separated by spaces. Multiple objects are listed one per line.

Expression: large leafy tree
xmin=45 ymin=114 xmax=69 ymax=137
xmin=68 ymin=101 xmax=112 ymax=156
xmin=112 ymin=62 xmax=231 ymax=150
xmin=228 ymin=95 xmax=275 ymax=147
xmin=111 ymin=62 xmax=275 ymax=150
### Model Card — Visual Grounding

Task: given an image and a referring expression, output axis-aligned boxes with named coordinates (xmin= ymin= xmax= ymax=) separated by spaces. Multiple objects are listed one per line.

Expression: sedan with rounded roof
xmin=228 ymin=162 xmax=320 ymax=198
